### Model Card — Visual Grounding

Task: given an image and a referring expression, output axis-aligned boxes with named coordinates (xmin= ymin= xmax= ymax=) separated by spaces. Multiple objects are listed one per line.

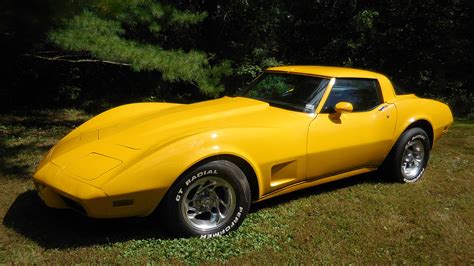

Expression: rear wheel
xmin=381 ymin=128 xmax=430 ymax=183
xmin=162 ymin=160 xmax=251 ymax=238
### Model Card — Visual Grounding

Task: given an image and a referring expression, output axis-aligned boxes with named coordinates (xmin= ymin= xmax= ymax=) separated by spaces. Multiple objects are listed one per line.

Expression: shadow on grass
xmin=3 ymin=190 xmax=170 ymax=249
xmin=3 ymin=172 xmax=387 ymax=249
xmin=250 ymin=171 xmax=385 ymax=212
xmin=0 ymin=110 xmax=87 ymax=178
xmin=0 ymin=142 xmax=52 ymax=177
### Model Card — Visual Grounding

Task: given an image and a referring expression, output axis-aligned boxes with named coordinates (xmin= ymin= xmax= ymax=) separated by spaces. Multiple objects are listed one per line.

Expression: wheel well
xmin=405 ymin=120 xmax=434 ymax=148
xmin=191 ymin=154 xmax=260 ymax=202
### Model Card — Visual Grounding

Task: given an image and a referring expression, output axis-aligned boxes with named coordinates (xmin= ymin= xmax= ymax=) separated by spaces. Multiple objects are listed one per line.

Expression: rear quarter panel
xmin=393 ymin=98 xmax=453 ymax=146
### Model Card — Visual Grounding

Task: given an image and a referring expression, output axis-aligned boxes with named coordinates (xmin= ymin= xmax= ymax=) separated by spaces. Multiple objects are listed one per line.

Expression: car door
xmin=306 ymin=78 xmax=397 ymax=179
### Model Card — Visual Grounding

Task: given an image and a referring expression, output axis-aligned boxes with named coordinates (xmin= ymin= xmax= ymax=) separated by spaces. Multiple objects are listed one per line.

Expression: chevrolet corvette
xmin=33 ymin=66 xmax=453 ymax=237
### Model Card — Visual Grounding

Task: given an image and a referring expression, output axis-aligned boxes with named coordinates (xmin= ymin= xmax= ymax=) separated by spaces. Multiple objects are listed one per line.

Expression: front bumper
xmin=33 ymin=162 xmax=161 ymax=218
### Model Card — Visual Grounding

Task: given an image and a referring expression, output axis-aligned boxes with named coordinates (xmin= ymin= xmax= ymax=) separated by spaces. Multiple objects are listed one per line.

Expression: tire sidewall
xmin=164 ymin=160 xmax=250 ymax=238
xmin=394 ymin=128 xmax=430 ymax=183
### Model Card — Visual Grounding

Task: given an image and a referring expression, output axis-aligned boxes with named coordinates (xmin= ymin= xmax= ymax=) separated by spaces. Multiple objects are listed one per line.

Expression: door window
xmin=321 ymin=78 xmax=381 ymax=113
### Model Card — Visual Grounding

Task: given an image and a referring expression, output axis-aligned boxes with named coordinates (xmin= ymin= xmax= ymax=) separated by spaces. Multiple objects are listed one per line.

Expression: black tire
xmin=161 ymin=160 xmax=251 ymax=238
xmin=380 ymin=128 xmax=430 ymax=183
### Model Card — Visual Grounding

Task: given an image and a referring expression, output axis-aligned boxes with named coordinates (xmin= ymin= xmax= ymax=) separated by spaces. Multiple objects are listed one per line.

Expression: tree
xmin=46 ymin=0 xmax=231 ymax=96
xmin=1 ymin=0 xmax=472 ymax=116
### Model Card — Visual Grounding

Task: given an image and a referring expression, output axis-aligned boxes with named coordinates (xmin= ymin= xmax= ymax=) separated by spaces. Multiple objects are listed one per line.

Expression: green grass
xmin=0 ymin=109 xmax=473 ymax=263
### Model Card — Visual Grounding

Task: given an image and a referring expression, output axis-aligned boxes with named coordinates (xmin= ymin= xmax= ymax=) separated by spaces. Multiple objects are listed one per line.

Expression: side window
xmin=321 ymin=78 xmax=381 ymax=113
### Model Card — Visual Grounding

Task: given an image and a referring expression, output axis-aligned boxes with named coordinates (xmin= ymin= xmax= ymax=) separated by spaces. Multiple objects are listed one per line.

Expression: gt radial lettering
xmin=185 ymin=170 xmax=218 ymax=186
xmin=175 ymin=188 xmax=184 ymax=202
xmin=412 ymin=134 xmax=426 ymax=140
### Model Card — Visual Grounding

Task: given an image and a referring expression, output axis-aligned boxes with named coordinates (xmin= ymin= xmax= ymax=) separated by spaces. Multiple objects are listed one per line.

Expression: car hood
xmin=48 ymin=97 xmax=271 ymax=168
xmin=100 ymin=96 xmax=270 ymax=148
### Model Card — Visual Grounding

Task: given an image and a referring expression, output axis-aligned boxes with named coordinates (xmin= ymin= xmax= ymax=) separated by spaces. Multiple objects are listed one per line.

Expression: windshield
xmin=239 ymin=72 xmax=330 ymax=112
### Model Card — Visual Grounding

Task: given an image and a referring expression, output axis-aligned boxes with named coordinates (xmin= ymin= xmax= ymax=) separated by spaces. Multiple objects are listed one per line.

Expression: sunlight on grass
xmin=107 ymin=210 xmax=292 ymax=264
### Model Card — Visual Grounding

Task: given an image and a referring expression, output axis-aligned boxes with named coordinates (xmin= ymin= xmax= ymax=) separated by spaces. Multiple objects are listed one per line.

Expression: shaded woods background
xmin=1 ymin=0 xmax=473 ymax=116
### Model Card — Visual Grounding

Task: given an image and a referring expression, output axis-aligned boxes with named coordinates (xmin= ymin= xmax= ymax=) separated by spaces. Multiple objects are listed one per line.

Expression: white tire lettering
xmin=184 ymin=170 xmax=219 ymax=187
xmin=405 ymin=134 xmax=426 ymax=150
xmin=412 ymin=134 xmax=426 ymax=141
xmin=199 ymin=206 xmax=245 ymax=238
xmin=175 ymin=188 xmax=184 ymax=202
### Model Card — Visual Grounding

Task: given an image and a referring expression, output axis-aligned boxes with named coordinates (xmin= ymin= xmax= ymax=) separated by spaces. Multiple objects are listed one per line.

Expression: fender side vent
xmin=270 ymin=160 xmax=297 ymax=188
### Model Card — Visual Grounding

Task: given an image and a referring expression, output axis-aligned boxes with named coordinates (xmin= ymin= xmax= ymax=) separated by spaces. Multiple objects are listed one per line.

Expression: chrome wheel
xmin=401 ymin=139 xmax=425 ymax=180
xmin=180 ymin=176 xmax=236 ymax=231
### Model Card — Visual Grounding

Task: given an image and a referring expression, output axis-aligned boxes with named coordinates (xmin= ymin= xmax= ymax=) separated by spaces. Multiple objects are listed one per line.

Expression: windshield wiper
xmin=249 ymin=97 xmax=304 ymax=112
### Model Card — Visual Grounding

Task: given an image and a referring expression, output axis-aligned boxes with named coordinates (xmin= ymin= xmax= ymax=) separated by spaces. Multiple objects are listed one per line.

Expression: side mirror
xmin=334 ymin=102 xmax=353 ymax=113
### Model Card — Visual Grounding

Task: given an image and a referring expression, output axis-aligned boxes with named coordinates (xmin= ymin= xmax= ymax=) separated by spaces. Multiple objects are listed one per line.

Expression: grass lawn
xmin=0 ymin=109 xmax=472 ymax=263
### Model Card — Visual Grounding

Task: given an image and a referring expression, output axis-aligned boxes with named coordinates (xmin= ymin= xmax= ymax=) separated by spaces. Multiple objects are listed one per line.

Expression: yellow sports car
xmin=33 ymin=66 xmax=453 ymax=238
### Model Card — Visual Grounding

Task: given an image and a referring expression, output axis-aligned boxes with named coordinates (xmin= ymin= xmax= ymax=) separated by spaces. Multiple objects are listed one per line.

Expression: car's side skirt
xmin=256 ymin=167 xmax=377 ymax=202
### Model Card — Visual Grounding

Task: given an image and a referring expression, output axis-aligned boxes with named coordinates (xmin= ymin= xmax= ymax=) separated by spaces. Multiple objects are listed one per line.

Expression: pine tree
xmin=48 ymin=0 xmax=231 ymax=96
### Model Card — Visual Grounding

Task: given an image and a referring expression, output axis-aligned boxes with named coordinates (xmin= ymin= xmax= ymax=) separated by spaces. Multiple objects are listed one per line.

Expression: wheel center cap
xmin=196 ymin=198 xmax=212 ymax=209
xmin=203 ymin=199 xmax=212 ymax=206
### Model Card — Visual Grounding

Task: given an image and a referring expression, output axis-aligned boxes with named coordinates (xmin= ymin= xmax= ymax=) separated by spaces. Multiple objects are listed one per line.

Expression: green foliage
xmin=49 ymin=1 xmax=229 ymax=96
xmin=346 ymin=9 xmax=380 ymax=64
xmin=1 ymin=0 xmax=472 ymax=116
xmin=354 ymin=10 xmax=379 ymax=32
xmin=236 ymin=55 xmax=282 ymax=80
xmin=110 ymin=210 xmax=291 ymax=264
xmin=57 ymin=85 xmax=81 ymax=103
xmin=93 ymin=0 xmax=207 ymax=32
xmin=248 ymin=75 xmax=288 ymax=99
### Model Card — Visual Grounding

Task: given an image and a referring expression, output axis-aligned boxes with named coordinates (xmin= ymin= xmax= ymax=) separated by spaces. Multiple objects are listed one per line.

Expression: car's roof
xmin=266 ymin=65 xmax=379 ymax=78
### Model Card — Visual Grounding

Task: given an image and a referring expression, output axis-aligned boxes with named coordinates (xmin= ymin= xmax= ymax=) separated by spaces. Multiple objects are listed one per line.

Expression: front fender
xmin=99 ymin=125 xmax=303 ymax=215
xmin=99 ymin=130 xmax=262 ymax=213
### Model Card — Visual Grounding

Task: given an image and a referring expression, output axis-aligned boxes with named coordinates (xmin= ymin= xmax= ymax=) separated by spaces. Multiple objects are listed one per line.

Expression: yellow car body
xmin=33 ymin=66 xmax=453 ymax=221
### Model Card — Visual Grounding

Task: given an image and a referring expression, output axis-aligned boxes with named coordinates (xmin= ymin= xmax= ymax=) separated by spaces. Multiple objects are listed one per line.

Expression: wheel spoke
xmin=218 ymin=198 xmax=228 ymax=210
xmin=187 ymin=210 xmax=201 ymax=219
xmin=202 ymin=180 xmax=217 ymax=190
xmin=185 ymin=196 xmax=195 ymax=206
xmin=188 ymin=205 xmax=197 ymax=213
xmin=218 ymin=207 xmax=226 ymax=219
xmin=194 ymin=182 xmax=206 ymax=196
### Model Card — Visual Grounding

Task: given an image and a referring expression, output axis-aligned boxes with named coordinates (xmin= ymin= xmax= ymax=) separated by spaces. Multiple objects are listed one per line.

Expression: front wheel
xmin=381 ymin=128 xmax=431 ymax=183
xmin=162 ymin=160 xmax=251 ymax=238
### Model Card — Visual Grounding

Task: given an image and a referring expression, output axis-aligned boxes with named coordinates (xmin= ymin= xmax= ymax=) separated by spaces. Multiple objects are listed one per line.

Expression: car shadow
xmin=3 ymin=172 xmax=387 ymax=249
xmin=2 ymin=190 xmax=172 ymax=249
xmin=250 ymin=171 xmax=385 ymax=212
